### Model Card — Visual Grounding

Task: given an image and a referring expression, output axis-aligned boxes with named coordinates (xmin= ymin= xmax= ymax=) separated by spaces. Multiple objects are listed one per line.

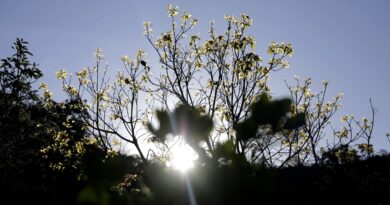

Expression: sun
xmin=167 ymin=141 xmax=198 ymax=172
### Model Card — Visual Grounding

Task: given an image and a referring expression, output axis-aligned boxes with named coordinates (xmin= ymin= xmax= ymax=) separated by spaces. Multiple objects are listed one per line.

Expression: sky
xmin=1 ymin=0 xmax=389 ymax=151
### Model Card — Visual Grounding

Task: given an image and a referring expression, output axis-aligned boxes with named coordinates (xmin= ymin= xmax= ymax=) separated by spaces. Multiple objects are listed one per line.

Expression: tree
xmin=59 ymin=5 xmax=377 ymax=168
xmin=144 ymin=7 xmax=293 ymax=156
xmin=0 ymin=38 xmax=42 ymax=101
xmin=0 ymin=39 xmax=97 ymax=204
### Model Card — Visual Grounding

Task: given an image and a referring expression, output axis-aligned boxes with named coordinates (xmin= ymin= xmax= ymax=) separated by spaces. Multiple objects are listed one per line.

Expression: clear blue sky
xmin=1 ymin=0 xmax=389 ymax=150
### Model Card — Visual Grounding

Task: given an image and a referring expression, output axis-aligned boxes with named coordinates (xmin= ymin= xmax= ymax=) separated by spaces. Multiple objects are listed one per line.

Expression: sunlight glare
xmin=168 ymin=142 xmax=198 ymax=172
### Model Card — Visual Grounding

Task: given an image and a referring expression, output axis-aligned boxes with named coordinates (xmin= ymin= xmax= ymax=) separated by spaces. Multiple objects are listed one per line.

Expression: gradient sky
xmin=1 ymin=0 xmax=389 ymax=150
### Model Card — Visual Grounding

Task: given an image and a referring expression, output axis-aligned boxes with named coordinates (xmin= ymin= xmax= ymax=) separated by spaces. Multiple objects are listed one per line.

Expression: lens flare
xmin=167 ymin=142 xmax=198 ymax=172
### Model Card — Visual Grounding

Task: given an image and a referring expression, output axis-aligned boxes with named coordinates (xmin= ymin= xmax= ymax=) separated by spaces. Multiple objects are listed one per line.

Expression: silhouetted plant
xmin=0 ymin=39 xmax=99 ymax=205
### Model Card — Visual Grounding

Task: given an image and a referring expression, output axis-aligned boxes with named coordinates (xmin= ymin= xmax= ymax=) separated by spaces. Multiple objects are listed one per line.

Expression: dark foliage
xmin=1 ymin=39 xmax=389 ymax=205
xmin=0 ymin=39 xmax=89 ymax=204
xmin=144 ymin=103 xmax=390 ymax=205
